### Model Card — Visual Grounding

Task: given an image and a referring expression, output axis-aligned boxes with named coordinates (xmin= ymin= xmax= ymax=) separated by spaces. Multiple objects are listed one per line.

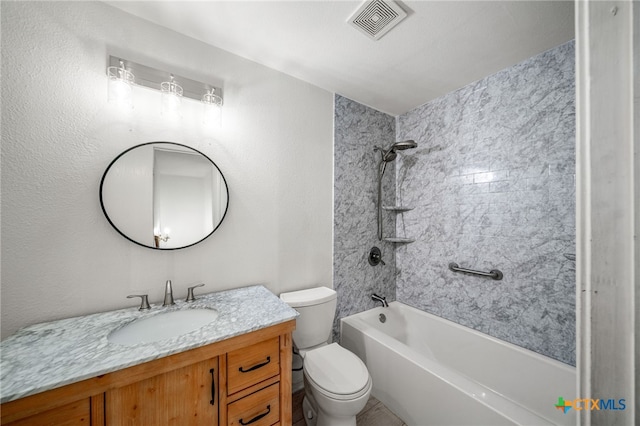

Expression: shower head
xmin=391 ymin=140 xmax=418 ymax=151
xmin=376 ymin=140 xmax=417 ymax=162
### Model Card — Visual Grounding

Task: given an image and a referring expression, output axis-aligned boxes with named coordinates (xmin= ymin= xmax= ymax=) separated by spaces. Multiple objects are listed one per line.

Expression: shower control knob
xmin=368 ymin=246 xmax=386 ymax=266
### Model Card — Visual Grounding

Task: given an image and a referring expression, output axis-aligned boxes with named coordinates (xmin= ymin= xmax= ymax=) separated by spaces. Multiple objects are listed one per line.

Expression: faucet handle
xmin=368 ymin=247 xmax=386 ymax=266
xmin=127 ymin=294 xmax=151 ymax=310
xmin=186 ymin=283 xmax=205 ymax=302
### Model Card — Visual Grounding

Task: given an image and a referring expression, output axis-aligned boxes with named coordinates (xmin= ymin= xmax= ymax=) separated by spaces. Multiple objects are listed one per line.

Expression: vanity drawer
xmin=227 ymin=337 xmax=280 ymax=394
xmin=227 ymin=382 xmax=279 ymax=426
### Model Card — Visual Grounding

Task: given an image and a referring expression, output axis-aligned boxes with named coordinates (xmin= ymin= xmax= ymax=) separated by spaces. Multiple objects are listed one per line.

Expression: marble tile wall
xmin=395 ymin=41 xmax=576 ymax=365
xmin=333 ymin=95 xmax=397 ymax=342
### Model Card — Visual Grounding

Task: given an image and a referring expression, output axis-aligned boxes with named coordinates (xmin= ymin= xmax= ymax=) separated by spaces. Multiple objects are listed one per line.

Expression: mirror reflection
xmin=100 ymin=142 xmax=229 ymax=249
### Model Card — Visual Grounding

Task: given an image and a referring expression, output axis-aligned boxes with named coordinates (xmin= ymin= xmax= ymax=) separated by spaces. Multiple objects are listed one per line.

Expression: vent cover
xmin=348 ymin=0 xmax=407 ymax=41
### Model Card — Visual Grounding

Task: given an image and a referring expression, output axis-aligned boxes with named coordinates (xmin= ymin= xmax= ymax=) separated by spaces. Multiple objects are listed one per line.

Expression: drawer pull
xmin=209 ymin=368 xmax=215 ymax=405
xmin=239 ymin=404 xmax=271 ymax=425
xmin=239 ymin=356 xmax=271 ymax=373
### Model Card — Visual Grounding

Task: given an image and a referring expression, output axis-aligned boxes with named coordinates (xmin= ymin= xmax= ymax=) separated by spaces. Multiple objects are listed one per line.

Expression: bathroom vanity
xmin=0 ymin=286 xmax=297 ymax=426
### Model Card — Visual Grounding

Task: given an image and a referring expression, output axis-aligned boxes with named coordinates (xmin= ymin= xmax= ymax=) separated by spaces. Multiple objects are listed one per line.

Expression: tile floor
xmin=292 ymin=389 xmax=406 ymax=426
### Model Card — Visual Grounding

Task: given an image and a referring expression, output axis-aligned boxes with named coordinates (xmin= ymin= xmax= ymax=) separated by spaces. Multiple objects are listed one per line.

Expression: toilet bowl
xmin=280 ymin=287 xmax=372 ymax=426
xmin=302 ymin=343 xmax=372 ymax=426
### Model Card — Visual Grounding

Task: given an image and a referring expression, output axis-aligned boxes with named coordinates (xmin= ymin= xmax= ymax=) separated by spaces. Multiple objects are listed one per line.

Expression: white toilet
xmin=280 ymin=287 xmax=372 ymax=426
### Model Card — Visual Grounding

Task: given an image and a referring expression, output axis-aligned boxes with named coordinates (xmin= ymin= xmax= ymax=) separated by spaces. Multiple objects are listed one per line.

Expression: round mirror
xmin=100 ymin=142 xmax=229 ymax=250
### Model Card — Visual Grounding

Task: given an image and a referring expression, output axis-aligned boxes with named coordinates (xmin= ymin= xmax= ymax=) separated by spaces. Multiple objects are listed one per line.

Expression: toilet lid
xmin=303 ymin=343 xmax=369 ymax=395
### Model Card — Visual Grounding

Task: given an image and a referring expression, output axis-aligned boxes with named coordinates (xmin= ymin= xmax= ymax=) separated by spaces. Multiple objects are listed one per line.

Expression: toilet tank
xmin=280 ymin=287 xmax=337 ymax=350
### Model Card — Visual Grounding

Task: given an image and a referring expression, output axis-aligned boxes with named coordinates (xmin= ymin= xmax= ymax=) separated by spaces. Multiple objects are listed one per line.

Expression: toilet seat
xmin=303 ymin=343 xmax=371 ymax=401
xmin=305 ymin=370 xmax=372 ymax=401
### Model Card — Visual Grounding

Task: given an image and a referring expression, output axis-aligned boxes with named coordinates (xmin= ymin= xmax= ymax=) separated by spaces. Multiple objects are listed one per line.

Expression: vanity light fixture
xmin=161 ymin=74 xmax=183 ymax=118
xmin=106 ymin=56 xmax=224 ymax=123
xmin=107 ymin=59 xmax=134 ymax=108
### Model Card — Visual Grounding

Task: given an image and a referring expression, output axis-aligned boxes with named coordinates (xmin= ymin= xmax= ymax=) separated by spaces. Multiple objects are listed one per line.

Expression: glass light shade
xmin=161 ymin=93 xmax=182 ymax=117
xmin=107 ymin=63 xmax=134 ymax=108
xmin=202 ymin=89 xmax=223 ymax=127
xmin=161 ymin=77 xmax=183 ymax=118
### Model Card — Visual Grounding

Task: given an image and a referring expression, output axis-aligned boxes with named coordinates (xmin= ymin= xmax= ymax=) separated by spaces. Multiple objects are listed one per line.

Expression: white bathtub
xmin=340 ymin=302 xmax=576 ymax=426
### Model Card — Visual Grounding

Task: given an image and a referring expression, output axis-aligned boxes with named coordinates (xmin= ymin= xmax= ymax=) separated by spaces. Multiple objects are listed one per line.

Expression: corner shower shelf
xmin=382 ymin=206 xmax=415 ymax=243
xmin=383 ymin=237 xmax=415 ymax=244
xmin=382 ymin=205 xmax=414 ymax=213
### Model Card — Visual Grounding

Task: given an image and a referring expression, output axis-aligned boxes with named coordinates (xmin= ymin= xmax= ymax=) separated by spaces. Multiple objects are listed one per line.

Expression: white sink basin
xmin=108 ymin=309 xmax=218 ymax=346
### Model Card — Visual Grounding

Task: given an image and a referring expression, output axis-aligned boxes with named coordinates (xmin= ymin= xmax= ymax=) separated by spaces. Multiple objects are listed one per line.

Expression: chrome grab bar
xmin=448 ymin=262 xmax=503 ymax=280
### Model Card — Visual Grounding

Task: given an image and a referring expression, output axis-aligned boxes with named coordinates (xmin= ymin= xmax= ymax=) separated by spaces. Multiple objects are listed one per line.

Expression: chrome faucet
xmin=127 ymin=294 xmax=151 ymax=310
xmin=371 ymin=293 xmax=388 ymax=308
xmin=163 ymin=280 xmax=175 ymax=306
xmin=186 ymin=283 xmax=205 ymax=302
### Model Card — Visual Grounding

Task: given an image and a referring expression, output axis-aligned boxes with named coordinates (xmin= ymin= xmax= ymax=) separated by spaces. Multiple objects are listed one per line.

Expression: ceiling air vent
xmin=348 ymin=0 xmax=408 ymax=41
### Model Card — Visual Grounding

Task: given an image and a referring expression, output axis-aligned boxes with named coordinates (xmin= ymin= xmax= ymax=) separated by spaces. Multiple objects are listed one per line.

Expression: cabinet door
xmin=3 ymin=398 xmax=91 ymax=426
xmin=106 ymin=357 xmax=218 ymax=426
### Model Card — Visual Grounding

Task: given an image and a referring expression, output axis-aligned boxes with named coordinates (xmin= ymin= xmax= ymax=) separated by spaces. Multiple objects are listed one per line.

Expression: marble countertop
xmin=0 ymin=285 xmax=298 ymax=404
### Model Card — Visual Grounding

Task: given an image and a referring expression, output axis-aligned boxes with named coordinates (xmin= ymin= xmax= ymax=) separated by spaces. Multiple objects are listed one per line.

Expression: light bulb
xmin=107 ymin=60 xmax=134 ymax=109
xmin=161 ymin=75 xmax=183 ymax=119
xmin=161 ymin=93 xmax=181 ymax=118
xmin=202 ymin=89 xmax=223 ymax=127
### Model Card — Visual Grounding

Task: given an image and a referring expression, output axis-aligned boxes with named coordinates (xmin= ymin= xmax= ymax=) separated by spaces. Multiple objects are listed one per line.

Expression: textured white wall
xmin=0 ymin=2 xmax=334 ymax=338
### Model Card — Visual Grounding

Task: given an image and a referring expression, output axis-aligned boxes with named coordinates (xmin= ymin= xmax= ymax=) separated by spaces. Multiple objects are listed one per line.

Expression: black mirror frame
xmin=99 ymin=142 xmax=229 ymax=250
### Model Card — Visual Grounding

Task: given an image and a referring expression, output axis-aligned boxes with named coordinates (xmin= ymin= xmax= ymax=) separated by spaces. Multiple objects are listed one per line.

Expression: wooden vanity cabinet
xmin=105 ymin=356 xmax=219 ymax=425
xmin=0 ymin=398 xmax=94 ymax=426
xmin=1 ymin=320 xmax=294 ymax=426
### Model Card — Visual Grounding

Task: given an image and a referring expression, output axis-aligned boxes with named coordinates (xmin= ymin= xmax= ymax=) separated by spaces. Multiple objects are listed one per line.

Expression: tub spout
xmin=371 ymin=293 xmax=388 ymax=308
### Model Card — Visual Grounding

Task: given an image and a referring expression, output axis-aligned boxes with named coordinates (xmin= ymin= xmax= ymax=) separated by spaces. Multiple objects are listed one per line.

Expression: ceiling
xmin=106 ymin=1 xmax=575 ymax=116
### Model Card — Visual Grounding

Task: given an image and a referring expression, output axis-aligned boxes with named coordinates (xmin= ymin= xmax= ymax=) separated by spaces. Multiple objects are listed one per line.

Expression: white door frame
xmin=575 ymin=0 xmax=638 ymax=424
